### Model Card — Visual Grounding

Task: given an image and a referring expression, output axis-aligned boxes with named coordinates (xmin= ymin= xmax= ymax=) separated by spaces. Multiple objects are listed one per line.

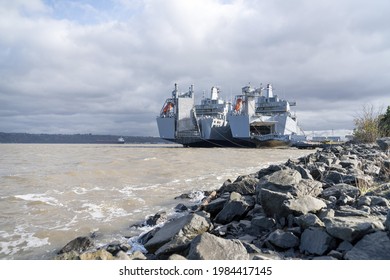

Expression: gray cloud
xmin=1 ymin=0 xmax=390 ymax=136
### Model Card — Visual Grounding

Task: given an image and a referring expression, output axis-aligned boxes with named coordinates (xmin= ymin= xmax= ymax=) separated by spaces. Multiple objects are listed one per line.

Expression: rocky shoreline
xmin=56 ymin=139 xmax=390 ymax=260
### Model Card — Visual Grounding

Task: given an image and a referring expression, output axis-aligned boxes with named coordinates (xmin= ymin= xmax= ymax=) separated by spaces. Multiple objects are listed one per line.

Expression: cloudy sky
xmin=1 ymin=0 xmax=389 ymax=137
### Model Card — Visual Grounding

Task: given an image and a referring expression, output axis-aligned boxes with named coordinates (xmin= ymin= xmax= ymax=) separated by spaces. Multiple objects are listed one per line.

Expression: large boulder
xmin=220 ymin=176 xmax=258 ymax=195
xmin=259 ymin=188 xmax=293 ymax=218
xmin=300 ymin=228 xmax=335 ymax=255
xmin=257 ymin=169 xmax=302 ymax=194
xmin=323 ymin=216 xmax=384 ymax=243
xmin=345 ymin=231 xmax=390 ymax=260
xmin=283 ymin=196 xmax=327 ymax=216
xmin=187 ymin=232 xmax=249 ymax=260
xmin=144 ymin=213 xmax=211 ymax=253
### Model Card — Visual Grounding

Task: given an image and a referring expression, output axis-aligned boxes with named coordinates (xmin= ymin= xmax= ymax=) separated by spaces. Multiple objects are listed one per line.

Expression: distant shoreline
xmin=0 ymin=132 xmax=170 ymax=144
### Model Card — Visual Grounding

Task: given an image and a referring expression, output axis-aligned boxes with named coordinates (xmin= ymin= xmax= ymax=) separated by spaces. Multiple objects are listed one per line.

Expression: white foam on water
xmin=14 ymin=193 xmax=63 ymax=207
xmin=0 ymin=227 xmax=50 ymax=257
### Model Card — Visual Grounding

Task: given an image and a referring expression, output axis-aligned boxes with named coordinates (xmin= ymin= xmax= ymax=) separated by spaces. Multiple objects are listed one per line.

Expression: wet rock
xmin=145 ymin=211 xmax=168 ymax=226
xmin=144 ymin=213 xmax=211 ymax=253
xmin=105 ymin=241 xmax=131 ymax=256
xmin=300 ymin=228 xmax=335 ymax=255
xmin=187 ymin=232 xmax=248 ymax=260
xmin=283 ymin=196 xmax=327 ymax=216
xmin=266 ymin=229 xmax=299 ymax=249
xmin=323 ymin=216 xmax=383 ymax=243
xmin=174 ymin=203 xmax=188 ymax=212
xmin=58 ymin=236 xmax=94 ymax=254
xmin=345 ymin=231 xmax=390 ymax=260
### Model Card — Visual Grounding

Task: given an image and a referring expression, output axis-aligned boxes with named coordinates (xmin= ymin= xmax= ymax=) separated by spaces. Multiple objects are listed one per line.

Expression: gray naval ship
xmin=228 ymin=83 xmax=306 ymax=147
xmin=156 ymin=83 xmax=305 ymax=147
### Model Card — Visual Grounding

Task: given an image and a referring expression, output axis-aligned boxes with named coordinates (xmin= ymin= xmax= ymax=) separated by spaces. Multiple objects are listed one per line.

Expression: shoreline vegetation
xmin=54 ymin=138 xmax=390 ymax=260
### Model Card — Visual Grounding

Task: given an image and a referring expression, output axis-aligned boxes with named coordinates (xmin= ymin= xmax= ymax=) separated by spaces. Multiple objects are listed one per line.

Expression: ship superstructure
xmin=156 ymin=84 xmax=236 ymax=147
xmin=228 ymin=84 xmax=305 ymax=147
xmin=157 ymin=83 xmax=306 ymax=147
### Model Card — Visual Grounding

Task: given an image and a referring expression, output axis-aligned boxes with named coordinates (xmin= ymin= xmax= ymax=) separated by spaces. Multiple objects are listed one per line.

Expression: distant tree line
xmin=353 ymin=105 xmax=390 ymax=143
xmin=0 ymin=133 xmax=171 ymax=144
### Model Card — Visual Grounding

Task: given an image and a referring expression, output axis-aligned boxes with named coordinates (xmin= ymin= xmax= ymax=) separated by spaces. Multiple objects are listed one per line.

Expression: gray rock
xmin=300 ymin=228 xmax=335 ymax=255
xmin=187 ymin=232 xmax=249 ymax=260
xmin=286 ymin=161 xmax=314 ymax=180
xmin=283 ymin=196 xmax=327 ymax=216
xmin=144 ymin=213 xmax=210 ymax=253
xmin=377 ymin=137 xmax=390 ymax=153
xmin=251 ymin=216 xmax=276 ymax=232
xmin=221 ymin=176 xmax=258 ymax=195
xmin=257 ymin=169 xmax=302 ymax=194
xmin=321 ymin=183 xmax=360 ymax=199
xmin=337 ymin=240 xmax=353 ymax=253
xmin=323 ymin=216 xmax=383 ymax=243
xmin=335 ymin=206 xmax=370 ymax=217
xmin=154 ymin=236 xmax=190 ymax=257
xmin=214 ymin=199 xmax=250 ymax=224
xmin=366 ymin=183 xmax=390 ymax=199
xmin=324 ymin=171 xmax=346 ymax=184
xmin=363 ymin=163 xmax=381 ymax=176
xmin=385 ymin=210 xmax=390 ymax=231
xmin=370 ymin=196 xmax=389 ymax=207
xmin=168 ymin=254 xmax=187 ymax=260
xmin=295 ymin=213 xmax=325 ymax=229
xmin=79 ymin=249 xmax=115 ymax=260
xmin=266 ymin=229 xmax=299 ymax=249
xmin=345 ymin=231 xmax=390 ymax=260
xmin=58 ymin=236 xmax=94 ymax=254
xmin=295 ymin=179 xmax=323 ymax=197
xmin=203 ymin=197 xmax=227 ymax=216
xmin=357 ymin=196 xmax=371 ymax=207
xmin=259 ymin=188 xmax=293 ymax=218
xmin=145 ymin=211 xmax=168 ymax=226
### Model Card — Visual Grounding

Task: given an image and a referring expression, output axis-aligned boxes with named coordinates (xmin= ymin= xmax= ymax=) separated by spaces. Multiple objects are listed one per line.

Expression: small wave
xmin=0 ymin=227 xmax=50 ymax=257
xmin=143 ymin=157 xmax=157 ymax=161
xmin=79 ymin=203 xmax=131 ymax=222
xmin=14 ymin=193 xmax=62 ymax=207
